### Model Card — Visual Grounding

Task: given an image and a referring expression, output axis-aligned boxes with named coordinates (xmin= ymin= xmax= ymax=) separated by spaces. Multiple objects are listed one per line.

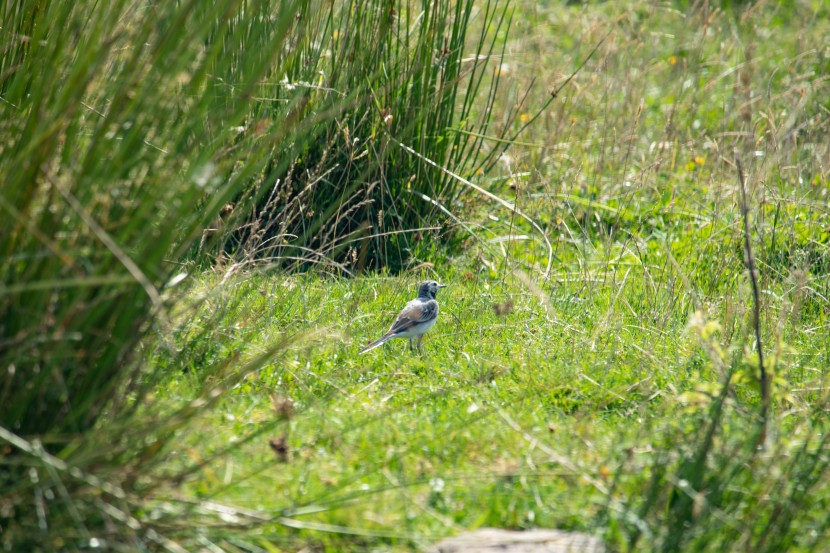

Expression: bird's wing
xmin=386 ymin=299 xmax=438 ymax=335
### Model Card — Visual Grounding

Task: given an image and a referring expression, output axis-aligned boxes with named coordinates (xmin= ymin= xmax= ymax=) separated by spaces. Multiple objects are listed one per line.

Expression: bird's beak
xmin=438 ymin=284 xmax=447 ymax=288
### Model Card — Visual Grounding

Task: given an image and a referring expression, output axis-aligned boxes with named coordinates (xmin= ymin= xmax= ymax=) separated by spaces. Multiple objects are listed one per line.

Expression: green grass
xmin=4 ymin=0 xmax=830 ymax=551
xmin=147 ymin=251 xmax=827 ymax=550
xmin=139 ymin=2 xmax=830 ymax=550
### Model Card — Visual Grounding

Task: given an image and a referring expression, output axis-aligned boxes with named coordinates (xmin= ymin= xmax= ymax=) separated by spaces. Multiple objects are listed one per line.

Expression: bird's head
xmin=418 ymin=280 xmax=446 ymax=300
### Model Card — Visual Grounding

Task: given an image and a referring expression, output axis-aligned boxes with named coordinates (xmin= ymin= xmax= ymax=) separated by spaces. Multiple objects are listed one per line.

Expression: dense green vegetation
xmin=2 ymin=0 xmax=829 ymax=551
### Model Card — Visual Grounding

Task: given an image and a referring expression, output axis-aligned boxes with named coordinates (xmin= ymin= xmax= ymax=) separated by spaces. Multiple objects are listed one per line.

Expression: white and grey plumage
xmin=359 ymin=280 xmax=446 ymax=354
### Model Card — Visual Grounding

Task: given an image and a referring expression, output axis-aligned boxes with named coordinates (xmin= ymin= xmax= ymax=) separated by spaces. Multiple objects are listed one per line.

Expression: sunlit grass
xmin=151 ymin=249 xmax=828 ymax=550
xmin=3 ymin=0 xmax=830 ymax=551
xmin=142 ymin=1 xmax=830 ymax=550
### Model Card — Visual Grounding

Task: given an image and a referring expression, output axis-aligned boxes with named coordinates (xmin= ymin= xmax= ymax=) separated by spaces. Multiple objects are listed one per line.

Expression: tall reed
xmin=0 ymin=0 xmax=338 ymax=548
xmin=205 ymin=0 xmax=519 ymax=272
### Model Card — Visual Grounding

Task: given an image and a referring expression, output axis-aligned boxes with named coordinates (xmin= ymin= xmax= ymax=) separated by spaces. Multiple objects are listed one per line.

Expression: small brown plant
xmin=268 ymin=435 xmax=290 ymax=462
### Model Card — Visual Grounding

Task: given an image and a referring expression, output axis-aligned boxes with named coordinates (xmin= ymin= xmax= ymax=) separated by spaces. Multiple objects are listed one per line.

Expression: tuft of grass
xmin=204 ymin=0 xmax=525 ymax=272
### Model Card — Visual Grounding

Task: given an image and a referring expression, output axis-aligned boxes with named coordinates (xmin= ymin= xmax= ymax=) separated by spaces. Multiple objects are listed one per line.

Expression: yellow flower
xmin=669 ymin=55 xmax=678 ymax=65
xmin=519 ymin=113 xmax=531 ymax=123
xmin=694 ymin=156 xmax=705 ymax=165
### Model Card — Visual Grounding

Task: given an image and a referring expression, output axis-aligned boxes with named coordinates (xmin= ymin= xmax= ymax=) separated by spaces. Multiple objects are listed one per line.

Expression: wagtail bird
xmin=360 ymin=280 xmax=447 ymax=354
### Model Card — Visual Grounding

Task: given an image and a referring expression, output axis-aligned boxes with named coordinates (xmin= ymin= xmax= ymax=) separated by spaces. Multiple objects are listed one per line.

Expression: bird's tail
xmin=359 ymin=334 xmax=393 ymax=354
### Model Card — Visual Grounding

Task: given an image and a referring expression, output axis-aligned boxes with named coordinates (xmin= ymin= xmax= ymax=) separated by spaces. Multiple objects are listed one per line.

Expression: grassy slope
xmin=151 ymin=1 xmax=829 ymax=551
xmin=155 ymin=261 xmax=826 ymax=551
xmin=157 ymin=271 xmax=656 ymax=545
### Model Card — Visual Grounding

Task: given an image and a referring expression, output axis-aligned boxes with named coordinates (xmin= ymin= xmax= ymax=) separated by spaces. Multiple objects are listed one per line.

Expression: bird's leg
xmin=408 ymin=338 xmax=414 ymax=352
xmin=416 ymin=335 xmax=424 ymax=354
